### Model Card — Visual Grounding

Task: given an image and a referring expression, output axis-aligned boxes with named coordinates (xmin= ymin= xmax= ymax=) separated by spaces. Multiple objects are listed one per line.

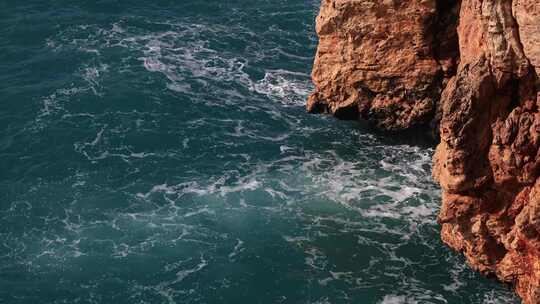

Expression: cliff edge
xmin=308 ymin=1 xmax=540 ymax=302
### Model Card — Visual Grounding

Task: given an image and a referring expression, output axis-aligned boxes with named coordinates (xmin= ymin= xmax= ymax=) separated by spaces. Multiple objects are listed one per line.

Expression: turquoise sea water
xmin=0 ymin=1 xmax=520 ymax=303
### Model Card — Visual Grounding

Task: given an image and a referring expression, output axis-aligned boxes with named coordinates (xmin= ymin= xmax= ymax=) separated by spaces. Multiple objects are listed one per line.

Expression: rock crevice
xmin=308 ymin=1 xmax=540 ymax=302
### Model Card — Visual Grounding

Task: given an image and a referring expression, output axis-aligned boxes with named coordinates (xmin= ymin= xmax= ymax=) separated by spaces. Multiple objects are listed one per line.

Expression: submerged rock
xmin=308 ymin=0 xmax=540 ymax=302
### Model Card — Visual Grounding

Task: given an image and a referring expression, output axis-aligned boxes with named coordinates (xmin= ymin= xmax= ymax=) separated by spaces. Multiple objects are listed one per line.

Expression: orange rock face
xmin=307 ymin=0 xmax=459 ymax=131
xmin=309 ymin=0 xmax=540 ymax=303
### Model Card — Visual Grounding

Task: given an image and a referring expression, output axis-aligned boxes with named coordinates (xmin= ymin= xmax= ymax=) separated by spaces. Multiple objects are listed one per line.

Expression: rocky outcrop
xmin=434 ymin=1 xmax=540 ymax=302
xmin=307 ymin=0 xmax=460 ymax=131
xmin=308 ymin=0 xmax=540 ymax=303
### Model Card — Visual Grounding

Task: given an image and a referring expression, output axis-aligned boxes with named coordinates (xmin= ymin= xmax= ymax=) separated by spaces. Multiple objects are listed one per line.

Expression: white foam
xmin=305 ymin=247 xmax=328 ymax=270
xmin=173 ymin=255 xmax=208 ymax=283
xmin=482 ymin=290 xmax=518 ymax=304
xmin=379 ymin=295 xmax=417 ymax=304
xmin=253 ymin=69 xmax=313 ymax=106
xmin=228 ymin=239 xmax=245 ymax=260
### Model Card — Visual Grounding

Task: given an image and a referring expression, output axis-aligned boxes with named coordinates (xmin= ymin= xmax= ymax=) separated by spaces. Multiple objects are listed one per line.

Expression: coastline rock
xmin=307 ymin=0 xmax=460 ymax=131
xmin=309 ymin=0 xmax=540 ymax=302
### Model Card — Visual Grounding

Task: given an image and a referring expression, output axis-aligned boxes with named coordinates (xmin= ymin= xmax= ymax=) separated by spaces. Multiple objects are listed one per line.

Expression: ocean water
xmin=0 ymin=1 xmax=520 ymax=303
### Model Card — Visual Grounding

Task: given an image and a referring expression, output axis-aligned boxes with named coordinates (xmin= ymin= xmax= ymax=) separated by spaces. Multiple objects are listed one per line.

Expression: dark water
xmin=0 ymin=1 xmax=519 ymax=303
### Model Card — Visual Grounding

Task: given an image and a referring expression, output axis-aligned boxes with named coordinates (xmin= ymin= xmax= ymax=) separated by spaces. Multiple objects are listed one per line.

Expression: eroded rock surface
xmin=309 ymin=0 xmax=540 ymax=303
xmin=307 ymin=0 xmax=460 ymax=131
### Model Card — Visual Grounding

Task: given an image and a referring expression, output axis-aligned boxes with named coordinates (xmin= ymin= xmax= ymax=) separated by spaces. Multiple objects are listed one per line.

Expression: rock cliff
xmin=308 ymin=0 xmax=540 ymax=303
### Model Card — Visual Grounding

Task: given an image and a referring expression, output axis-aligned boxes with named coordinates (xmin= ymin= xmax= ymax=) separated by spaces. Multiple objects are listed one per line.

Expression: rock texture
xmin=309 ymin=0 xmax=540 ymax=303
xmin=307 ymin=0 xmax=460 ymax=131
xmin=434 ymin=1 xmax=540 ymax=302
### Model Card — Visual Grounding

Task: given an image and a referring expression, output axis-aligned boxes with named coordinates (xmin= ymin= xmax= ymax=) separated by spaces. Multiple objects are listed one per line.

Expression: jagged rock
xmin=309 ymin=0 xmax=540 ymax=303
xmin=513 ymin=0 xmax=540 ymax=77
xmin=307 ymin=0 xmax=460 ymax=131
